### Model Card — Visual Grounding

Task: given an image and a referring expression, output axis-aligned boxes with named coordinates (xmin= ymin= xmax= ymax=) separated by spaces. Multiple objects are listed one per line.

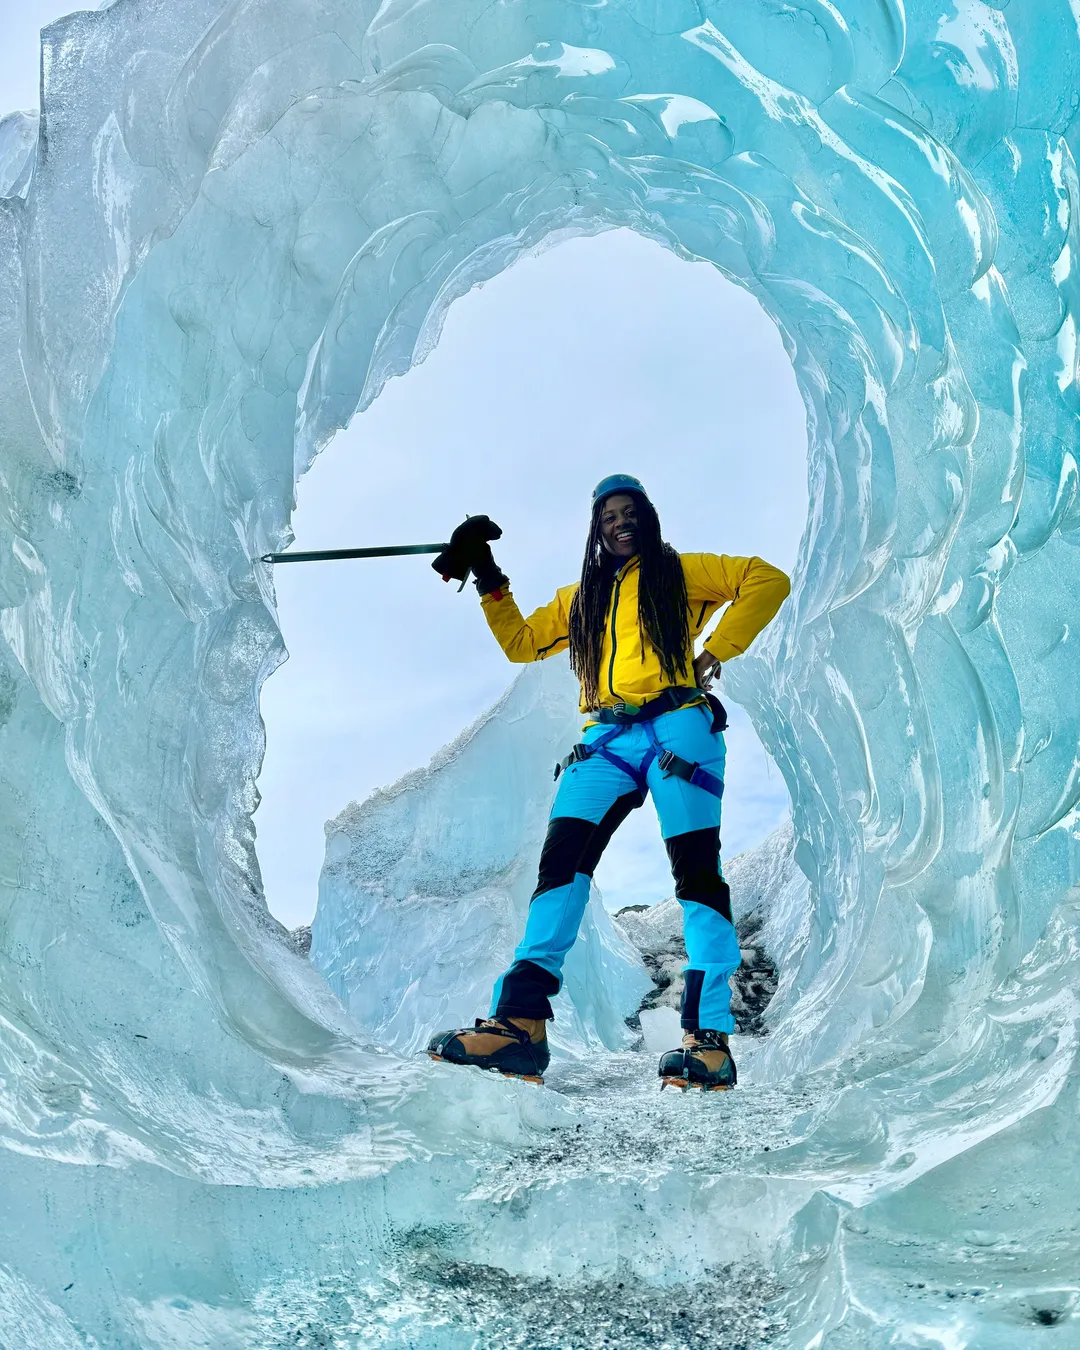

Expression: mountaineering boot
xmin=427 ymin=1016 xmax=549 ymax=1084
xmin=659 ymin=1029 xmax=737 ymax=1092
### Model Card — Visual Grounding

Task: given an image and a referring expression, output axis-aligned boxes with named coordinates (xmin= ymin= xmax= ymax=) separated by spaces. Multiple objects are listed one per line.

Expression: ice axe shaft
xmin=260 ymin=543 xmax=449 ymax=564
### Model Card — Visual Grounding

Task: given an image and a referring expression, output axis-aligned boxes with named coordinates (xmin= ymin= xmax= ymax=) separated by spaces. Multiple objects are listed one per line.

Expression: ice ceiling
xmin=1 ymin=0 xmax=1080 ymax=1345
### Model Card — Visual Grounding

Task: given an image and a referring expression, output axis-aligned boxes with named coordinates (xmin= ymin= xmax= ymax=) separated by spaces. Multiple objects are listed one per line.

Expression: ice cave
xmin=1 ymin=1 xmax=1079 ymax=1345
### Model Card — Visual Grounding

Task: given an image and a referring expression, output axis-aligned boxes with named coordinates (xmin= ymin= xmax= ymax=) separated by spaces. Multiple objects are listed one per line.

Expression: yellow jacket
xmin=480 ymin=552 xmax=790 ymax=712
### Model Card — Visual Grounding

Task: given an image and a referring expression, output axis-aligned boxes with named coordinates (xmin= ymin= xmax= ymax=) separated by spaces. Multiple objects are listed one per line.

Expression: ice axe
xmin=261 ymin=515 xmax=504 ymax=597
xmin=260 ymin=542 xmax=449 ymax=564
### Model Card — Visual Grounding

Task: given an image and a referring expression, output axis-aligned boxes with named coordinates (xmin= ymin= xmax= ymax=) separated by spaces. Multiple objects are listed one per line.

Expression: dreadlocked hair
xmin=568 ymin=493 xmax=691 ymax=708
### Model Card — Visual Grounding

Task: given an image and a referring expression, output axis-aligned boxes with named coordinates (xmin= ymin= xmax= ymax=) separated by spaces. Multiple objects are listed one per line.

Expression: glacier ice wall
xmin=312 ymin=660 xmax=652 ymax=1055
xmin=313 ymin=692 xmax=800 ymax=1060
xmin=2 ymin=0 xmax=1080 ymax=1344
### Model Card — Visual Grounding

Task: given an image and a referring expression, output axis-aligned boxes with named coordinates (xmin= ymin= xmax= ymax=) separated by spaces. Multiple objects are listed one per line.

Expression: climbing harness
xmin=554 ymin=687 xmax=726 ymax=800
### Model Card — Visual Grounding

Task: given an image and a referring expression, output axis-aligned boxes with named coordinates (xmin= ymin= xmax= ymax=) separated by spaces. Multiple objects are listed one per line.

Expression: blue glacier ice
xmin=2 ymin=0 xmax=1080 ymax=1345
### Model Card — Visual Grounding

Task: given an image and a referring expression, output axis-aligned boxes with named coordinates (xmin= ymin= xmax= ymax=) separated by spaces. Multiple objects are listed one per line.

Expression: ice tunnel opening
xmin=256 ymin=229 xmax=808 ymax=932
xmin=9 ymin=2 xmax=1080 ymax=1339
xmin=9 ymin=0 xmax=1011 ymax=1099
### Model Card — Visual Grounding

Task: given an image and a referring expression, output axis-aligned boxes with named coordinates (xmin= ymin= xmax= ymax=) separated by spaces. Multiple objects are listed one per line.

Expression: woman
xmin=427 ymin=475 xmax=790 ymax=1090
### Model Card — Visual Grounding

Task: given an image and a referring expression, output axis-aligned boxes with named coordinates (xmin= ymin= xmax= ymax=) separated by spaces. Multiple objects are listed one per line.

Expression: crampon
xmin=659 ymin=1029 xmax=737 ymax=1092
xmin=426 ymin=1016 xmax=549 ymax=1084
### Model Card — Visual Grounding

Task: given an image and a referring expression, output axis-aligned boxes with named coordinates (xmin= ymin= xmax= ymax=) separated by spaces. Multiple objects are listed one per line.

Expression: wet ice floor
xmin=496 ymin=1042 xmax=821 ymax=1191
xmin=408 ymin=1042 xmax=826 ymax=1349
xmin=258 ymin=1043 xmax=828 ymax=1348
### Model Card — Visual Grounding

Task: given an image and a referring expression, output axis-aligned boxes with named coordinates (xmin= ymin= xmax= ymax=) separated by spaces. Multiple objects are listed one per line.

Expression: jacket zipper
xmin=607 ymin=563 xmax=632 ymax=699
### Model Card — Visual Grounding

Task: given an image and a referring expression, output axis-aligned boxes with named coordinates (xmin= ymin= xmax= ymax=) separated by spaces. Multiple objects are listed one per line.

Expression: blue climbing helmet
xmin=591 ymin=473 xmax=652 ymax=509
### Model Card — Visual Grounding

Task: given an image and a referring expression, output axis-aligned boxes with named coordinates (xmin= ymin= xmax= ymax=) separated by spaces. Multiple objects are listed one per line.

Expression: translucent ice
xmin=312 ymin=661 xmax=651 ymax=1055
xmin=1 ymin=0 xmax=1080 ymax=1345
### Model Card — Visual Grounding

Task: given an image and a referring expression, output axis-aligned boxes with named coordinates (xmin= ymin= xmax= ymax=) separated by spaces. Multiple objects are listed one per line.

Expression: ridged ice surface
xmin=2 ymin=1 xmax=1080 ymax=1345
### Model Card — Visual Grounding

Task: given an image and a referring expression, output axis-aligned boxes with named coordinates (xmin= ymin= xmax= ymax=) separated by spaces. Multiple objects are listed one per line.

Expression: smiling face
xmin=599 ymin=493 xmax=639 ymax=559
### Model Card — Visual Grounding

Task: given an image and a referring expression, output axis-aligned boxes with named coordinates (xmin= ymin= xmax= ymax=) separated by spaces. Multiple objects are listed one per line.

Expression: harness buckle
xmin=612 ymin=700 xmax=640 ymax=719
xmin=554 ymin=742 xmax=591 ymax=781
xmin=658 ymin=749 xmax=697 ymax=783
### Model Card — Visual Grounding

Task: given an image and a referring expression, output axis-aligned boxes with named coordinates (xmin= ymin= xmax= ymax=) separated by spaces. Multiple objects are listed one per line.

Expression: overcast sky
xmin=5 ymin=7 xmax=809 ymax=930
xmin=258 ymin=232 xmax=807 ymax=926
xmin=2 ymin=2 xmax=54 ymax=113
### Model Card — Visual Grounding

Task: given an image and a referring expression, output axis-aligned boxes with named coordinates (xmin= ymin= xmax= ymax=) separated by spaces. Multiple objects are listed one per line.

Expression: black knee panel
xmin=665 ymin=827 xmax=732 ymax=922
xmin=534 ymin=793 xmax=642 ymax=898
xmin=577 ymin=792 xmax=642 ymax=877
xmin=534 ymin=817 xmax=595 ymax=897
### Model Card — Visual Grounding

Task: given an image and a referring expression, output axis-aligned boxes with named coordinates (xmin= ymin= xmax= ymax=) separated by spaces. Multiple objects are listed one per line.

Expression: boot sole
xmin=660 ymin=1075 xmax=733 ymax=1093
xmin=428 ymin=1053 xmax=544 ymax=1085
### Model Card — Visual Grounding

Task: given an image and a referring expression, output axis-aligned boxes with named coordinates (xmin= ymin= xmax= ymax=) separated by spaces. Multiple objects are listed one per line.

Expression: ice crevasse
xmin=1 ymin=0 xmax=1080 ymax=1345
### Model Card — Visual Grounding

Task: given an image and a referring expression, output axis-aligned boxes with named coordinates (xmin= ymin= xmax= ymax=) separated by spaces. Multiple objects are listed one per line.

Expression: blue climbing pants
xmin=490 ymin=703 xmax=741 ymax=1034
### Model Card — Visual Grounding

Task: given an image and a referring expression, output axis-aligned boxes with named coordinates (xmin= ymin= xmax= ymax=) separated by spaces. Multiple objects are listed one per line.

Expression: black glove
xmin=472 ymin=557 xmax=509 ymax=598
xmin=432 ymin=515 xmax=507 ymax=596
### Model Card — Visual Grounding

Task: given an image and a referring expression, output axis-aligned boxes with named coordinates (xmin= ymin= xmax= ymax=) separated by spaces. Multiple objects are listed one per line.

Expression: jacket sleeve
xmin=479 ymin=585 xmax=573 ymax=663
xmin=682 ymin=554 xmax=790 ymax=663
